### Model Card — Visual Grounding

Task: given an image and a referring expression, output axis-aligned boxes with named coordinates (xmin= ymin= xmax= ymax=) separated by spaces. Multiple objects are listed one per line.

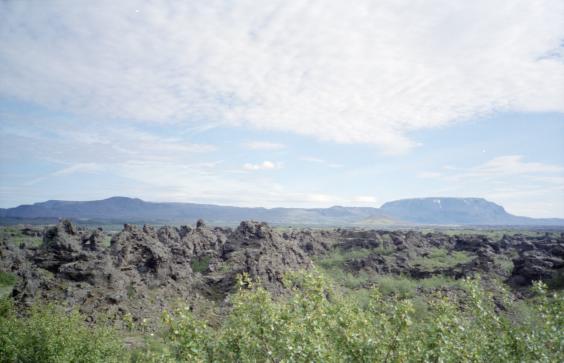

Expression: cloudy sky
xmin=1 ymin=0 xmax=563 ymax=217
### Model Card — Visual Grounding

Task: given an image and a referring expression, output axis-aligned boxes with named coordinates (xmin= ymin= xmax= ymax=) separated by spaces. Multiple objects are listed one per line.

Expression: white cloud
xmin=1 ymin=1 xmax=563 ymax=153
xmin=243 ymin=141 xmax=286 ymax=150
xmin=242 ymin=161 xmax=280 ymax=171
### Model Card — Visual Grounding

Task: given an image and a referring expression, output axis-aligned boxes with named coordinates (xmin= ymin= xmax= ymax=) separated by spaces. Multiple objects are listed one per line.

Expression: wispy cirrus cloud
xmin=1 ymin=1 xmax=563 ymax=153
xmin=0 ymin=117 xmax=215 ymax=166
xmin=26 ymin=163 xmax=106 ymax=186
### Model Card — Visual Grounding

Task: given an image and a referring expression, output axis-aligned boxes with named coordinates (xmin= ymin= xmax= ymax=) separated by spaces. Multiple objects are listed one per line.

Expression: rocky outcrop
xmin=1 ymin=219 xmax=312 ymax=327
xmin=309 ymin=229 xmax=563 ymax=287
xmin=2 ymin=221 xmax=563 ymax=328
xmin=215 ymin=221 xmax=312 ymax=295
xmin=510 ymin=250 xmax=564 ymax=286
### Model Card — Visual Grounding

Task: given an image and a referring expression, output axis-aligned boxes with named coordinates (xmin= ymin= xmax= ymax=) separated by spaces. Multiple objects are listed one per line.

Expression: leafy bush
xmin=153 ymin=271 xmax=563 ymax=362
xmin=0 ymin=299 xmax=125 ymax=363
xmin=2 ymin=270 xmax=562 ymax=362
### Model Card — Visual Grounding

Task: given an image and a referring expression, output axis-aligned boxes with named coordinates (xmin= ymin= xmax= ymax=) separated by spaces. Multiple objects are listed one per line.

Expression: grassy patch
xmin=316 ymin=248 xmax=373 ymax=270
xmin=0 ymin=226 xmax=43 ymax=247
xmin=412 ymin=248 xmax=474 ymax=270
xmin=191 ymin=256 xmax=212 ymax=273
xmin=419 ymin=228 xmax=552 ymax=240
xmin=324 ymin=269 xmax=373 ymax=289
xmin=375 ymin=275 xmax=465 ymax=298
xmin=494 ymin=256 xmax=514 ymax=274
xmin=373 ymin=245 xmax=396 ymax=256
xmin=0 ymin=271 xmax=16 ymax=287
xmin=218 ymin=262 xmax=235 ymax=274
xmin=0 ymin=271 xmax=17 ymax=297
xmin=101 ymin=235 xmax=113 ymax=247
xmin=127 ymin=283 xmax=136 ymax=299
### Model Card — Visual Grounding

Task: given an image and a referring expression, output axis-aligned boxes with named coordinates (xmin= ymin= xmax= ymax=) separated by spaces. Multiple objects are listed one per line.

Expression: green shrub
xmin=0 ymin=299 xmax=126 ymax=363
xmin=151 ymin=271 xmax=563 ymax=362
xmin=3 ymin=270 xmax=562 ymax=362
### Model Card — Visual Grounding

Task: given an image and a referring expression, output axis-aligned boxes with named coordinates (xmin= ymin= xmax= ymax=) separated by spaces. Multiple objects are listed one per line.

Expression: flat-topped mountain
xmin=1 ymin=196 xmax=563 ymax=226
xmin=380 ymin=197 xmax=551 ymax=225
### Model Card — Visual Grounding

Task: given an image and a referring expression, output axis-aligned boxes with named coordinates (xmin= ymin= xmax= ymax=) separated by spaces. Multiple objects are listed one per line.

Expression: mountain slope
xmin=0 ymin=197 xmax=392 ymax=226
xmin=380 ymin=197 xmax=562 ymax=226
xmin=1 ymin=196 xmax=563 ymax=226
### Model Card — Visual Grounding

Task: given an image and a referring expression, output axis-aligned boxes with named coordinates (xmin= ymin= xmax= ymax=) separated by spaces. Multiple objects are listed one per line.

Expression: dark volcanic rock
xmin=214 ymin=221 xmax=312 ymax=296
xmin=1 ymin=219 xmax=313 ymax=327
xmin=510 ymin=250 xmax=564 ymax=286
xmin=2 ymin=220 xmax=563 ymax=328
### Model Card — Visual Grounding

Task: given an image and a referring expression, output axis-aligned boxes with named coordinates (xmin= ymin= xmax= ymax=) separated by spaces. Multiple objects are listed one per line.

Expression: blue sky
xmin=1 ymin=0 xmax=563 ymax=217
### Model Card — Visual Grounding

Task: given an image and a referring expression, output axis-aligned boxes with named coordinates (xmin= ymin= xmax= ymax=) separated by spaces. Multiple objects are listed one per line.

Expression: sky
xmin=0 ymin=0 xmax=563 ymax=218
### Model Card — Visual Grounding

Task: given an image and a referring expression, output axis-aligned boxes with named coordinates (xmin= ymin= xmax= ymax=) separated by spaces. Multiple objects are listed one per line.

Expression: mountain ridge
xmin=1 ymin=196 xmax=563 ymax=226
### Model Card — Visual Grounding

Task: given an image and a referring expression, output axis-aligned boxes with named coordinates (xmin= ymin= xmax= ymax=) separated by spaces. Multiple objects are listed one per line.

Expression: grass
xmin=218 ymin=262 xmax=235 ymax=274
xmin=0 ymin=226 xmax=43 ymax=247
xmin=0 ymin=271 xmax=17 ymax=286
xmin=0 ymin=271 xmax=17 ymax=299
xmin=324 ymin=269 xmax=373 ymax=289
xmin=411 ymin=248 xmax=474 ymax=270
xmin=316 ymin=248 xmax=373 ymax=270
xmin=418 ymin=228 xmax=557 ymax=241
xmin=127 ymin=283 xmax=136 ymax=299
xmin=191 ymin=256 xmax=212 ymax=273
xmin=316 ymin=246 xmax=468 ymax=294
xmin=372 ymin=244 xmax=396 ymax=255
xmin=375 ymin=275 xmax=465 ymax=298
xmin=102 ymin=235 xmax=113 ymax=247
xmin=494 ymin=255 xmax=514 ymax=274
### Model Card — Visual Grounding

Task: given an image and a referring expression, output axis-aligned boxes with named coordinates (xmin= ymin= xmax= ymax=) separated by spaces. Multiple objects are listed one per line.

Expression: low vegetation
xmin=190 ymin=256 xmax=212 ymax=273
xmin=0 ymin=299 xmax=125 ymax=363
xmin=1 ymin=221 xmax=562 ymax=362
xmin=0 ymin=226 xmax=42 ymax=247
xmin=411 ymin=248 xmax=474 ymax=270
xmin=1 ymin=271 xmax=562 ymax=362
xmin=316 ymin=248 xmax=373 ymax=270
xmin=0 ymin=271 xmax=16 ymax=298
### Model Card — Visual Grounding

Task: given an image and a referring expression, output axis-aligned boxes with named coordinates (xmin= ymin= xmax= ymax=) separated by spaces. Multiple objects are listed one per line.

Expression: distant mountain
xmin=0 ymin=197 xmax=389 ymax=226
xmin=1 ymin=196 xmax=563 ymax=227
xmin=380 ymin=197 xmax=563 ymax=226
